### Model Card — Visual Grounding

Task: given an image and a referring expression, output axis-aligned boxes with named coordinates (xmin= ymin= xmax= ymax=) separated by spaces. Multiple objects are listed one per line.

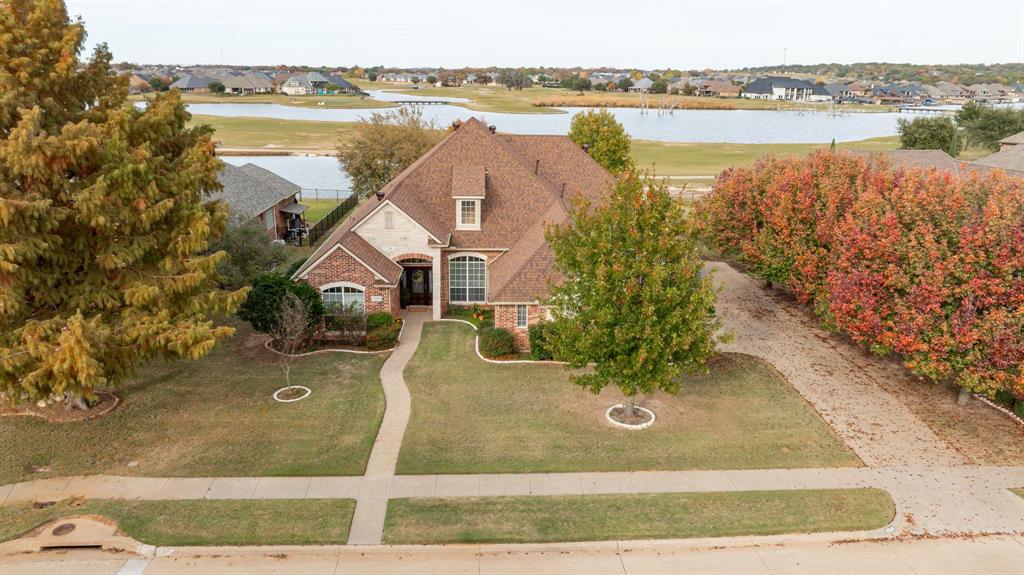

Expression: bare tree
xmin=271 ymin=292 xmax=314 ymax=387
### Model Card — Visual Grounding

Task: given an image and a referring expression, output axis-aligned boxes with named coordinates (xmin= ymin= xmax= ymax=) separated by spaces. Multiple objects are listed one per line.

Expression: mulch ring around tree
xmin=607 ymin=404 xmax=656 ymax=429
xmin=0 ymin=391 xmax=120 ymax=423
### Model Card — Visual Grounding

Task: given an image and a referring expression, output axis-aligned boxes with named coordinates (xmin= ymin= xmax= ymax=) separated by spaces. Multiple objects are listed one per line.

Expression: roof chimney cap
xmin=488 ymin=125 xmax=496 ymax=134
xmin=582 ymin=143 xmax=590 ymax=153
xmin=375 ymin=189 xmax=385 ymax=202
xmin=451 ymin=119 xmax=463 ymax=130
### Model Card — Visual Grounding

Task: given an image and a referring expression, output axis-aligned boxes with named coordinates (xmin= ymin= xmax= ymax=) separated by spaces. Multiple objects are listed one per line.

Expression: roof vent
xmin=582 ymin=143 xmax=591 ymax=153
xmin=488 ymin=125 xmax=496 ymax=134
xmin=451 ymin=119 xmax=463 ymax=130
xmin=375 ymin=189 xmax=385 ymax=202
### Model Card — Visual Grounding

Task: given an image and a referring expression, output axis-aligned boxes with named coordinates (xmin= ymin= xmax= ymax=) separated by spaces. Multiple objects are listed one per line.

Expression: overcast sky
xmin=66 ymin=0 xmax=1024 ymax=69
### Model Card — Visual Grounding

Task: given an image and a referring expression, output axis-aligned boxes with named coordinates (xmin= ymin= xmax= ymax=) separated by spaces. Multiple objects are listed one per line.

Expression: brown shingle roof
xmin=998 ymin=131 xmax=1024 ymax=146
xmin=451 ymin=165 xmax=486 ymax=198
xmin=969 ymin=145 xmax=1024 ymax=173
xmin=293 ymin=118 xmax=613 ymax=301
xmin=340 ymin=232 xmax=403 ymax=285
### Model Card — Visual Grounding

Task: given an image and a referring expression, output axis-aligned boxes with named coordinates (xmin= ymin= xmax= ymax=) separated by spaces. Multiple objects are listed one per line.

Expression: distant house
xmin=935 ymin=81 xmax=971 ymax=100
xmin=169 ymin=74 xmax=214 ymax=93
xmin=323 ymin=74 xmax=359 ymax=93
xmin=213 ymin=163 xmax=309 ymax=241
xmin=693 ymin=79 xmax=740 ymax=97
xmin=629 ymin=77 xmax=654 ymax=93
xmin=127 ymin=74 xmax=151 ymax=94
xmin=220 ymin=72 xmax=275 ymax=95
xmin=280 ymin=72 xmax=330 ymax=95
xmin=741 ymin=77 xmax=831 ymax=102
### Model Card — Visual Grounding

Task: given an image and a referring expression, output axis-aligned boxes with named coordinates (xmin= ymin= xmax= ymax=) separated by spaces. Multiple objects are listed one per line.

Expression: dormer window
xmin=457 ymin=199 xmax=480 ymax=230
xmin=452 ymin=165 xmax=485 ymax=231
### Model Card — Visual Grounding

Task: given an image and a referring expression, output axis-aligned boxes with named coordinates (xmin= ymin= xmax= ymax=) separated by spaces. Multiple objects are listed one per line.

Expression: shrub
xmin=479 ymin=327 xmax=515 ymax=358
xmin=1014 ymin=400 xmax=1024 ymax=420
xmin=285 ymin=256 xmax=308 ymax=278
xmin=322 ymin=303 xmax=366 ymax=345
xmin=528 ymin=322 xmax=554 ymax=360
xmin=366 ymin=312 xmax=393 ymax=331
xmin=238 ymin=273 xmax=324 ymax=334
xmin=366 ymin=318 xmax=402 ymax=350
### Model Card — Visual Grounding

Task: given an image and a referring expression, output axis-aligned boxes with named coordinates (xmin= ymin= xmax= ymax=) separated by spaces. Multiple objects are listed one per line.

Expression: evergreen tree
xmin=544 ymin=173 xmax=724 ymax=419
xmin=568 ymin=110 xmax=635 ymax=174
xmin=0 ymin=0 xmax=246 ymax=408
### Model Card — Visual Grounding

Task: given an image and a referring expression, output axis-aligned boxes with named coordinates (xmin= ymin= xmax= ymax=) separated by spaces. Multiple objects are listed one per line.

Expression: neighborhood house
xmin=291 ymin=118 xmax=613 ymax=349
xmin=213 ymin=163 xmax=309 ymax=241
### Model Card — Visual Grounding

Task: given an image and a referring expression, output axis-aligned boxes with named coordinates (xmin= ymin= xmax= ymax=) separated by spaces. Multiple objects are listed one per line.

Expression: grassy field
xmin=0 ymin=322 xmax=385 ymax=484
xmin=363 ymin=82 xmax=895 ymax=114
xmin=135 ymin=91 xmax=392 ymax=110
xmin=194 ymin=114 xmax=354 ymax=150
xmin=384 ymin=489 xmax=894 ymax=544
xmin=396 ymin=322 xmax=859 ymax=474
xmin=1 ymin=499 xmax=354 ymax=545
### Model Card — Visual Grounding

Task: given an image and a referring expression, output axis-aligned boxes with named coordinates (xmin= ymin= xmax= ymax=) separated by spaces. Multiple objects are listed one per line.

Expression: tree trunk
xmin=64 ymin=393 xmax=89 ymax=411
xmin=956 ymin=388 xmax=971 ymax=407
xmin=623 ymin=396 xmax=636 ymax=419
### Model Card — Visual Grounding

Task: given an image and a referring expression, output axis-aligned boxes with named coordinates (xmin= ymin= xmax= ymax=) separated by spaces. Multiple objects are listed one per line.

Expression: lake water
xmin=365 ymin=89 xmax=470 ymax=103
xmin=222 ymin=155 xmax=352 ymax=193
xmin=187 ymin=102 xmax=913 ymax=144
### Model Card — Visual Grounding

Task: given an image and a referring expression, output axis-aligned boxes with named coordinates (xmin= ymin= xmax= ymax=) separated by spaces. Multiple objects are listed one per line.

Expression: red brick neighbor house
xmin=291 ymin=118 xmax=613 ymax=350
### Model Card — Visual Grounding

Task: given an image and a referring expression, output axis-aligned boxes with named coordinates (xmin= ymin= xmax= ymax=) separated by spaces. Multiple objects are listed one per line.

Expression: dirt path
xmin=709 ymin=262 xmax=966 ymax=468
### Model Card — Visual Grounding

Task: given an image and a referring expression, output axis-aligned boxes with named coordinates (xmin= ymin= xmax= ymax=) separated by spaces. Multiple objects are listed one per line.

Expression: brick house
xmin=213 ymin=163 xmax=309 ymax=241
xmin=291 ymin=118 xmax=613 ymax=350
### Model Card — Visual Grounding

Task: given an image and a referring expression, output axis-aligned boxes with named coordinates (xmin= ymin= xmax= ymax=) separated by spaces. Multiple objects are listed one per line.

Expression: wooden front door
xmin=403 ymin=267 xmax=432 ymax=306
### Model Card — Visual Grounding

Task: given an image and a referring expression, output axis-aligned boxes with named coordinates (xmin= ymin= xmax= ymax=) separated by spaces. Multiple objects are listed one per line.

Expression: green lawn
xmin=302 ymin=198 xmax=346 ymax=224
xmin=0 ymin=322 xmax=385 ymax=484
xmin=194 ymin=114 xmax=355 ymax=150
xmin=136 ymin=92 xmax=393 ymax=110
xmin=1 ymin=499 xmax=354 ymax=546
xmin=396 ymin=322 xmax=859 ymax=474
xmin=384 ymin=489 xmax=894 ymax=544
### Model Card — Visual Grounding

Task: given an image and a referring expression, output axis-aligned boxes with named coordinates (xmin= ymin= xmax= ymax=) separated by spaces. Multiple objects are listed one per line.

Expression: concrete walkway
xmin=710 ymin=262 xmax=967 ymax=468
xmin=4 ymin=466 xmax=1023 ymax=536
xmin=347 ymin=310 xmax=426 ymax=545
xmin=4 ymin=534 xmax=1022 ymax=574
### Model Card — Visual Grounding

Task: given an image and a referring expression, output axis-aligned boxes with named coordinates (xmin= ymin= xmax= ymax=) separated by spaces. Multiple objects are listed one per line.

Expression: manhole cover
xmin=52 ymin=523 xmax=76 ymax=536
xmin=32 ymin=501 xmax=56 ymax=509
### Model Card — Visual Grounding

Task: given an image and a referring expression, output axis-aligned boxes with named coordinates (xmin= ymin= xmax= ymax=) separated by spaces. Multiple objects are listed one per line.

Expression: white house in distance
xmin=741 ymin=77 xmax=832 ymax=101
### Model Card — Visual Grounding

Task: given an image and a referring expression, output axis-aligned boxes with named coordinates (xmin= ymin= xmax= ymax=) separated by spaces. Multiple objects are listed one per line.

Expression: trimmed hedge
xmin=366 ymin=316 xmax=401 ymax=350
xmin=479 ymin=327 xmax=515 ymax=358
xmin=366 ymin=312 xmax=394 ymax=331
xmin=528 ymin=322 xmax=554 ymax=360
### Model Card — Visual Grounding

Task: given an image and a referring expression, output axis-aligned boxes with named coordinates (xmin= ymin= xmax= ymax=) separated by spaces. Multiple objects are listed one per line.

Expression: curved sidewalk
xmin=347 ymin=310 xmax=425 ymax=545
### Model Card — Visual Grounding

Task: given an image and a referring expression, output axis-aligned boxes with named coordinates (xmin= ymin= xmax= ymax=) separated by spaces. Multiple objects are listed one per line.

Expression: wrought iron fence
xmin=306 ymin=193 xmax=359 ymax=246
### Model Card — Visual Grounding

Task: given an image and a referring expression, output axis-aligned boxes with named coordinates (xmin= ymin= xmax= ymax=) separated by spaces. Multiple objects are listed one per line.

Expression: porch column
xmin=432 ymin=252 xmax=442 ymax=320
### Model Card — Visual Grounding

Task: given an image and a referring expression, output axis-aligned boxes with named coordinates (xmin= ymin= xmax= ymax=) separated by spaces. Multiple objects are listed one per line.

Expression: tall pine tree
xmin=0 ymin=0 xmax=246 ymax=408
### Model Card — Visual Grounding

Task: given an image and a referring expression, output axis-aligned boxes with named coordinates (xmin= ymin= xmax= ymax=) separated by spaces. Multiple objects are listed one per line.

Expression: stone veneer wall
xmin=301 ymin=248 xmax=395 ymax=315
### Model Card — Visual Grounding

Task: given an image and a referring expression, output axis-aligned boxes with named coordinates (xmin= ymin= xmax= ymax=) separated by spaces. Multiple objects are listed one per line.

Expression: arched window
xmin=322 ymin=284 xmax=365 ymax=312
xmin=449 ymin=255 xmax=486 ymax=303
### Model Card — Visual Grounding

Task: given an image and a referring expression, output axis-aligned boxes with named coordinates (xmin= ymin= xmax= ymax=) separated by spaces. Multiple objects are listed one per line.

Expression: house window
xmin=449 ymin=255 xmax=486 ymax=303
xmin=516 ymin=305 xmax=528 ymax=328
xmin=322 ymin=285 xmax=365 ymax=312
xmin=456 ymin=200 xmax=480 ymax=229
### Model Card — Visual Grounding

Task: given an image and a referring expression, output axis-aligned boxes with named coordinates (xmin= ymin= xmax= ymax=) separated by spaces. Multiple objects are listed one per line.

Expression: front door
xmin=403 ymin=267 xmax=432 ymax=306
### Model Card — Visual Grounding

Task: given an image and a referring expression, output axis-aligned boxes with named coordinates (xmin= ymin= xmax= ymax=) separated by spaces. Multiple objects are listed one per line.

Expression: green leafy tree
xmin=238 ymin=274 xmax=324 ymax=334
xmin=336 ymin=107 xmax=444 ymax=198
xmin=955 ymin=101 xmax=1024 ymax=151
xmin=568 ymin=110 xmax=635 ymax=174
xmin=896 ymin=117 xmax=961 ymax=156
xmin=426 ymin=75 xmax=438 ymax=85
xmin=617 ymin=77 xmax=634 ymax=91
xmin=210 ymin=217 xmax=287 ymax=289
xmin=650 ymin=79 xmax=668 ymax=94
xmin=208 ymin=80 xmax=225 ymax=94
xmin=544 ymin=173 xmax=724 ymax=418
xmin=0 ymin=0 xmax=245 ymax=409
xmin=147 ymin=76 xmax=169 ymax=92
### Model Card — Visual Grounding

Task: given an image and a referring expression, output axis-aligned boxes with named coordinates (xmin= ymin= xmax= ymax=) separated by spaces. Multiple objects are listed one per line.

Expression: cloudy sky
xmin=66 ymin=0 xmax=1024 ymax=69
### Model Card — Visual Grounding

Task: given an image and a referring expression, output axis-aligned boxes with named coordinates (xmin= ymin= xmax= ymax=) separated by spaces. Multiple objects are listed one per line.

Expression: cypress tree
xmin=0 ymin=0 xmax=246 ymax=408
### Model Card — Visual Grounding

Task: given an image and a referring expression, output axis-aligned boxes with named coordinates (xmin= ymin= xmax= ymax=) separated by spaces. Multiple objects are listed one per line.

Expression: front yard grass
xmin=397 ymin=322 xmax=859 ymax=474
xmin=0 ymin=499 xmax=354 ymax=546
xmin=0 ymin=321 xmax=385 ymax=484
xmin=383 ymin=488 xmax=894 ymax=544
